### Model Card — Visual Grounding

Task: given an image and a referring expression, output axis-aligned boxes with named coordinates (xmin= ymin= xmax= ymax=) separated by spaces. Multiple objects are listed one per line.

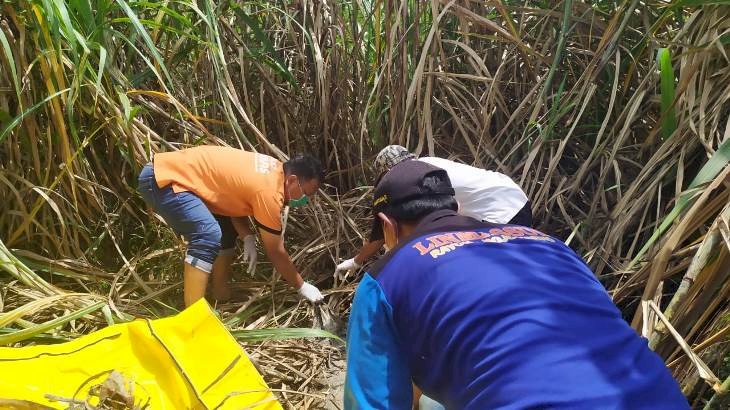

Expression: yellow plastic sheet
xmin=0 ymin=299 xmax=282 ymax=409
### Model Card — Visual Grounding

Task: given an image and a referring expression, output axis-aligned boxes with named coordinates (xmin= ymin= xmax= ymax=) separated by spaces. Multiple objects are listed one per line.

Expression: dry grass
xmin=1 ymin=0 xmax=729 ymax=407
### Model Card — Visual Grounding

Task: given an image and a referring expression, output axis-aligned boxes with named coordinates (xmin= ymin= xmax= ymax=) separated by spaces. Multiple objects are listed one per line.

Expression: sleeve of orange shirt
xmin=252 ymin=190 xmax=283 ymax=235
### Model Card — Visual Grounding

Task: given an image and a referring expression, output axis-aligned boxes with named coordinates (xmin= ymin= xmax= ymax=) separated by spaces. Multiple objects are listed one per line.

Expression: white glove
xmin=298 ymin=282 xmax=324 ymax=303
xmin=242 ymin=235 xmax=257 ymax=276
xmin=334 ymin=257 xmax=361 ymax=280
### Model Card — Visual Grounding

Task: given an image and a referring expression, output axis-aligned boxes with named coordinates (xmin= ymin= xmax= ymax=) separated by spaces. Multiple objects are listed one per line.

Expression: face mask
xmin=288 ymin=177 xmax=309 ymax=208
xmin=288 ymin=195 xmax=309 ymax=208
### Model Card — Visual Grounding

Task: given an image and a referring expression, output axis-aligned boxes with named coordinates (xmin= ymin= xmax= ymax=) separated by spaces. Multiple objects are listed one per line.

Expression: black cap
xmin=369 ymin=160 xmax=455 ymax=240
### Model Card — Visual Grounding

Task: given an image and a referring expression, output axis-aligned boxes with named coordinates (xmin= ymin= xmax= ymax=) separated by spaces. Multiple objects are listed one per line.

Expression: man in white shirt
xmin=335 ymin=145 xmax=532 ymax=277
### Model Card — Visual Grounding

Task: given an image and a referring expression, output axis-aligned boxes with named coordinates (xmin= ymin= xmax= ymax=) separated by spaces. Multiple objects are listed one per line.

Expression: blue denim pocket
xmin=137 ymin=164 xmax=159 ymax=209
xmin=136 ymin=163 xmax=222 ymax=269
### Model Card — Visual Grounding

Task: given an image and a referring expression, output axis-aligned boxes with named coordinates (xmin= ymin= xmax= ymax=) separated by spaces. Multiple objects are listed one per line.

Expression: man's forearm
xmin=354 ymin=240 xmax=385 ymax=265
xmin=269 ymin=248 xmax=305 ymax=289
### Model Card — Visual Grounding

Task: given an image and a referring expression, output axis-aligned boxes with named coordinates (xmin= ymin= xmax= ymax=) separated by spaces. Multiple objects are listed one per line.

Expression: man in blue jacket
xmin=344 ymin=160 xmax=688 ymax=409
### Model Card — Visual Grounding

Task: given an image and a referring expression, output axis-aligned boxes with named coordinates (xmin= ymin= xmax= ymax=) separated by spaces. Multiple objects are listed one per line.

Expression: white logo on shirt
xmin=255 ymin=153 xmax=278 ymax=174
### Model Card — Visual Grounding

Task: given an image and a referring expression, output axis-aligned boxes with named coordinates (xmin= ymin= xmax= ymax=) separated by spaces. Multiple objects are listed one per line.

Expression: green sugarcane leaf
xmin=629 ymin=137 xmax=730 ymax=268
xmin=231 ymin=327 xmax=342 ymax=343
xmin=0 ymin=29 xmax=21 ymax=108
xmin=0 ymin=302 xmax=106 ymax=346
xmin=114 ymin=0 xmax=175 ymax=92
xmin=230 ymin=4 xmax=297 ymax=86
xmin=0 ymin=89 xmax=71 ymax=143
xmin=658 ymin=48 xmax=677 ymax=141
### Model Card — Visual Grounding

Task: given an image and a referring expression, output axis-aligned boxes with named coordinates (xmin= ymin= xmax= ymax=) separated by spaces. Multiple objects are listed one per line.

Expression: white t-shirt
xmin=418 ymin=157 xmax=528 ymax=224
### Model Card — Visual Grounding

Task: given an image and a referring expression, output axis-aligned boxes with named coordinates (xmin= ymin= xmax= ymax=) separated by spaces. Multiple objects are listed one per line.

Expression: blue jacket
xmin=344 ymin=210 xmax=688 ymax=409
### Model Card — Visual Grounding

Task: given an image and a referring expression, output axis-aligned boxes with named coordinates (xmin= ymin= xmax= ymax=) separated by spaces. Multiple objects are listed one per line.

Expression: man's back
xmin=346 ymin=210 xmax=687 ymax=409
xmin=153 ymin=147 xmax=284 ymax=228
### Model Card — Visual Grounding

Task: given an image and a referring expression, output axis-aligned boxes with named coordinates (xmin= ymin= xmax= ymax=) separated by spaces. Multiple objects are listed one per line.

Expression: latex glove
xmin=242 ymin=235 xmax=257 ymax=276
xmin=334 ymin=257 xmax=361 ymax=280
xmin=298 ymin=282 xmax=324 ymax=303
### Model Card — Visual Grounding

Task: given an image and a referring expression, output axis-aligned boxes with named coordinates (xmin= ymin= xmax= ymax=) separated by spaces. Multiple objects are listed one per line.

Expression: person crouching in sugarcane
xmin=137 ymin=146 xmax=324 ymax=306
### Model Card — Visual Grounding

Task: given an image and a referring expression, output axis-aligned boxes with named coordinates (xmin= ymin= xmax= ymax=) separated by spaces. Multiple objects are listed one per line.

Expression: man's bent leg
xmin=160 ymin=191 xmax=221 ymax=307
xmin=211 ymin=249 xmax=235 ymax=302
xmin=211 ymin=216 xmax=238 ymax=303
xmin=184 ymin=262 xmax=210 ymax=307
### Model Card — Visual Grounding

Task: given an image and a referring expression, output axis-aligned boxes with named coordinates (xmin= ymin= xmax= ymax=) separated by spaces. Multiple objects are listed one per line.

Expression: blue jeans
xmin=137 ymin=164 xmax=237 ymax=273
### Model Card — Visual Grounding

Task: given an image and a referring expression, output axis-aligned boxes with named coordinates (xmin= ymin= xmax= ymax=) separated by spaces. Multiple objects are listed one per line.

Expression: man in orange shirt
xmin=137 ymin=146 xmax=325 ymax=306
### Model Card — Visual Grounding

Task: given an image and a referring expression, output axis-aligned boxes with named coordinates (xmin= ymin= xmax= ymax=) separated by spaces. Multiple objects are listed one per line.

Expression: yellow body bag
xmin=0 ymin=299 xmax=281 ymax=409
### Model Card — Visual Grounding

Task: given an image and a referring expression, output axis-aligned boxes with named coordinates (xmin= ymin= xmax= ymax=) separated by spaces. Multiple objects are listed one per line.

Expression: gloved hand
xmin=298 ymin=282 xmax=324 ymax=303
xmin=334 ymin=257 xmax=361 ymax=280
xmin=242 ymin=235 xmax=257 ymax=276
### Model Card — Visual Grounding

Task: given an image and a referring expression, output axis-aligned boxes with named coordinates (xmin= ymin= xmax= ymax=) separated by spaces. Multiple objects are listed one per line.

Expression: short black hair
xmin=283 ymin=154 xmax=325 ymax=182
xmin=383 ymin=174 xmax=457 ymax=223
xmin=385 ymin=195 xmax=458 ymax=224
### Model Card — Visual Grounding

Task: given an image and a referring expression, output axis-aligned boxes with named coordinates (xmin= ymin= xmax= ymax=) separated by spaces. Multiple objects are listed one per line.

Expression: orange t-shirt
xmin=153 ymin=146 xmax=285 ymax=233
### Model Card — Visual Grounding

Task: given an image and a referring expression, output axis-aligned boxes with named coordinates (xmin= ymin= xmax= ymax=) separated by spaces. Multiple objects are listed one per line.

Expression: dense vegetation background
xmin=1 ymin=0 xmax=729 ymax=407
